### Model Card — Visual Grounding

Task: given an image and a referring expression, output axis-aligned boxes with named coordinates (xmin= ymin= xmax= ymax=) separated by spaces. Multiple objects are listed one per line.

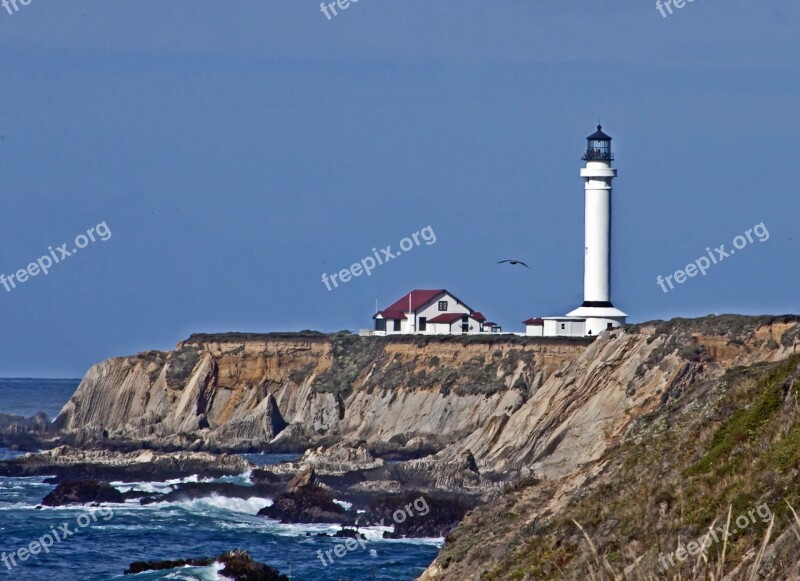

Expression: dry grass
xmin=574 ymin=505 xmax=785 ymax=581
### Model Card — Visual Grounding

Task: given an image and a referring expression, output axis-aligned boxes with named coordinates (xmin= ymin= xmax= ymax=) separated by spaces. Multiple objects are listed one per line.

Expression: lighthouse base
xmin=565 ymin=305 xmax=627 ymax=336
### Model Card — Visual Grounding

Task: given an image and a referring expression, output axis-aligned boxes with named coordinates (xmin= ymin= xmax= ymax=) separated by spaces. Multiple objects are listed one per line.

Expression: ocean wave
xmin=211 ymin=470 xmax=253 ymax=486
xmin=0 ymin=476 xmax=56 ymax=487
xmin=111 ymin=475 xmax=201 ymax=494
xmin=218 ymin=517 xmax=444 ymax=546
xmin=333 ymin=499 xmax=352 ymax=511
xmin=111 ymin=470 xmax=255 ymax=495
xmin=124 ymin=561 xmax=227 ymax=581
xmin=143 ymin=493 xmax=272 ymax=517
xmin=0 ymin=502 xmax=41 ymax=511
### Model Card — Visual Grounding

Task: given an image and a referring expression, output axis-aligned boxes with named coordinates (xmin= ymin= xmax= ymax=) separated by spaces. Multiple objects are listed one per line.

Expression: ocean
xmin=0 ymin=380 xmax=441 ymax=580
xmin=0 ymin=378 xmax=80 ymax=419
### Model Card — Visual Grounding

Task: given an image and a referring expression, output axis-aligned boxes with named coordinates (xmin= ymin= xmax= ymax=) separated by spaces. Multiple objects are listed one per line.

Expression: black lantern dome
xmin=582 ymin=125 xmax=614 ymax=161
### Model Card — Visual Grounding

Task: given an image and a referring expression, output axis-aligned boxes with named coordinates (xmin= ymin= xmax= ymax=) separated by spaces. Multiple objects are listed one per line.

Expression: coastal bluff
xmin=53 ymin=333 xmax=589 ymax=463
xmin=54 ymin=316 xmax=800 ymax=481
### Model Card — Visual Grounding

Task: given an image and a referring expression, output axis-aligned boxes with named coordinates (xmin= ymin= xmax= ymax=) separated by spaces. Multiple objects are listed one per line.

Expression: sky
xmin=0 ymin=0 xmax=798 ymax=377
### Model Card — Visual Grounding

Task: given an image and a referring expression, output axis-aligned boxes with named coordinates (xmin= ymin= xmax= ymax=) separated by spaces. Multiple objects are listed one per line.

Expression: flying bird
xmin=498 ymin=259 xmax=530 ymax=269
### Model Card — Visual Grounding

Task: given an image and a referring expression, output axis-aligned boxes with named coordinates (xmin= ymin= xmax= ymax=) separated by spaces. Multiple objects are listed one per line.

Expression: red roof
xmin=472 ymin=311 xmax=486 ymax=323
xmin=428 ymin=313 xmax=467 ymax=324
xmin=523 ymin=318 xmax=544 ymax=325
xmin=375 ymin=309 xmax=407 ymax=320
xmin=383 ymin=289 xmax=446 ymax=313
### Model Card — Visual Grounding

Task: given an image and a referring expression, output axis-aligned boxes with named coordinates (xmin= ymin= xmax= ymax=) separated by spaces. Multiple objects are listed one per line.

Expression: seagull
xmin=498 ymin=259 xmax=530 ymax=269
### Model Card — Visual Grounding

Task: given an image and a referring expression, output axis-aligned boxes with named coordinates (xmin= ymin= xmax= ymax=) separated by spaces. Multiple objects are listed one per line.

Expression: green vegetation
xmin=443 ymin=352 xmax=800 ymax=579
xmin=165 ymin=346 xmax=202 ymax=388
xmin=685 ymin=356 xmax=799 ymax=477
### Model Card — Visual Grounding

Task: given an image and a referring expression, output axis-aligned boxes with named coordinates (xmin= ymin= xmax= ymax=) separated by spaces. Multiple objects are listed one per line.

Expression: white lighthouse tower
xmin=565 ymin=126 xmax=627 ymax=335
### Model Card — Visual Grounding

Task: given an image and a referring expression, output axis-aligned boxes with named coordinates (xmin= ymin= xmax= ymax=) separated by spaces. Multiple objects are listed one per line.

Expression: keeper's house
xmin=371 ymin=289 xmax=499 ymax=335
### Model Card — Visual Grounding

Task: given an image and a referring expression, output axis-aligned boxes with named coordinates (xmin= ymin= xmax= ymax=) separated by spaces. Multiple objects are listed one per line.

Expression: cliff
xmin=420 ymin=315 xmax=800 ymax=580
xmin=54 ymin=333 xmax=589 ymax=460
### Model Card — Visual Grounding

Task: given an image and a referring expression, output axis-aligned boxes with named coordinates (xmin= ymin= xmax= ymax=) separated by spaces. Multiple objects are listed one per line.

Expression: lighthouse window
xmin=585 ymin=140 xmax=612 ymax=161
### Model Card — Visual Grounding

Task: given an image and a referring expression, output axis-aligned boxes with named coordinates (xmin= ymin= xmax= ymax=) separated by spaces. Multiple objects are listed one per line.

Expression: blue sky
xmin=0 ymin=1 xmax=798 ymax=377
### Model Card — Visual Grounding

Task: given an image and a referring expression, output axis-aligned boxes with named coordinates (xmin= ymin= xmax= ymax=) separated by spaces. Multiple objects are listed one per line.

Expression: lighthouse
xmin=565 ymin=126 xmax=627 ymax=336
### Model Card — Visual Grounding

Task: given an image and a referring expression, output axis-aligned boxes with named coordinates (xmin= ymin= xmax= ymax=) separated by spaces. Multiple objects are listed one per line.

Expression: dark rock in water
xmin=0 ymin=413 xmax=53 ymax=450
xmin=138 ymin=481 xmax=276 ymax=506
xmin=250 ymin=467 xmax=286 ymax=486
xmin=125 ymin=549 xmax=288 ymax=580
xmin=42 ymin=480 xmax=125 ymax=506
xmin=0 ymin=412 xmax=52 ymax=433
xmin=333 ymin=527 xmax=366 ymax=539
xmin=258 ymin=480 xmax=350 ymax=524
xmin=360 ymin=491 xmax=472 ymax=538
xmin=0 ymin=446 xmax=250 ymax=483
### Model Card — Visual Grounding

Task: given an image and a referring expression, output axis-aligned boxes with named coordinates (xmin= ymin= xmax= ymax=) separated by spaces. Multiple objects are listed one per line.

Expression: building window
xmin=375 ymin=319 xmax=386 ymax=332
xmin=393 ymin=320 xmax=401 ymax=332
xmin=461 ymin=315 xmax=469 ymax=323
xmin=438 ymin=301 xmax=448 ymax=311
xmin=561 ymin=323 xmax=566 ymax=330
xmin=419 ymin=317 xmax=427 ymax=332
xmin=461 ymin=323 xmax=469 ymax=333
xmin=607 ymin=322 xmax=613 ymax=330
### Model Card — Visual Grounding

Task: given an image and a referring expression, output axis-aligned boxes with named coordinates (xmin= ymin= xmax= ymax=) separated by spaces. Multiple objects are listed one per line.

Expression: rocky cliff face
xmin=419 ymin=315 xmax=800 ymax=580
xmin=54 ymin=333 xmax=589 ymax=459
xmin=434 ymin=316 xmax=800 ymax=478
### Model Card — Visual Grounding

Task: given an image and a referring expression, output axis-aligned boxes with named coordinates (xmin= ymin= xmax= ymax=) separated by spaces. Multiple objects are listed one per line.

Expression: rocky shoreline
xmin=1 ymin=445 xmax=477 ymax=540
xmin=6 ymin=317 xmax=800 ymax=579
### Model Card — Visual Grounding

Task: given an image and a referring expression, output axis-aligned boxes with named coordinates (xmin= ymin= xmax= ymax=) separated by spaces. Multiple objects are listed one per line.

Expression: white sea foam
xmin=333 ymin=498 xmax=352 ymax=510
xmin=212 ymin=470 xmax=253 ymax=486
xmin=139 ymin=493 xmax=272 ymax=517
xmin=110 ymin=474 xmax=201 ymax=494
xmin=174 ymin=494 xmax=271 ymax=516
xmin=220 ymin=516 xmax=444 ymax=546
xmin=161 ymin=561 xmax=230 ymax=581
xmin=111 ymin=470 xmax=255 ymax=495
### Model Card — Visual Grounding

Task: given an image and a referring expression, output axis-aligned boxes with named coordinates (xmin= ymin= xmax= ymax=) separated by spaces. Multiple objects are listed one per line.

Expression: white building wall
xmin=525 ymin=325 xmax=544 ymax=337
xmin=584 ymin=316 xmax=626 ymax=336
xmin=415 ymin=293 xmax=470 ymax=329
xmin=580 ymin=162 xmax=616 ymax=304
xmin=542 ymin=318 xmax=585 ymax=337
